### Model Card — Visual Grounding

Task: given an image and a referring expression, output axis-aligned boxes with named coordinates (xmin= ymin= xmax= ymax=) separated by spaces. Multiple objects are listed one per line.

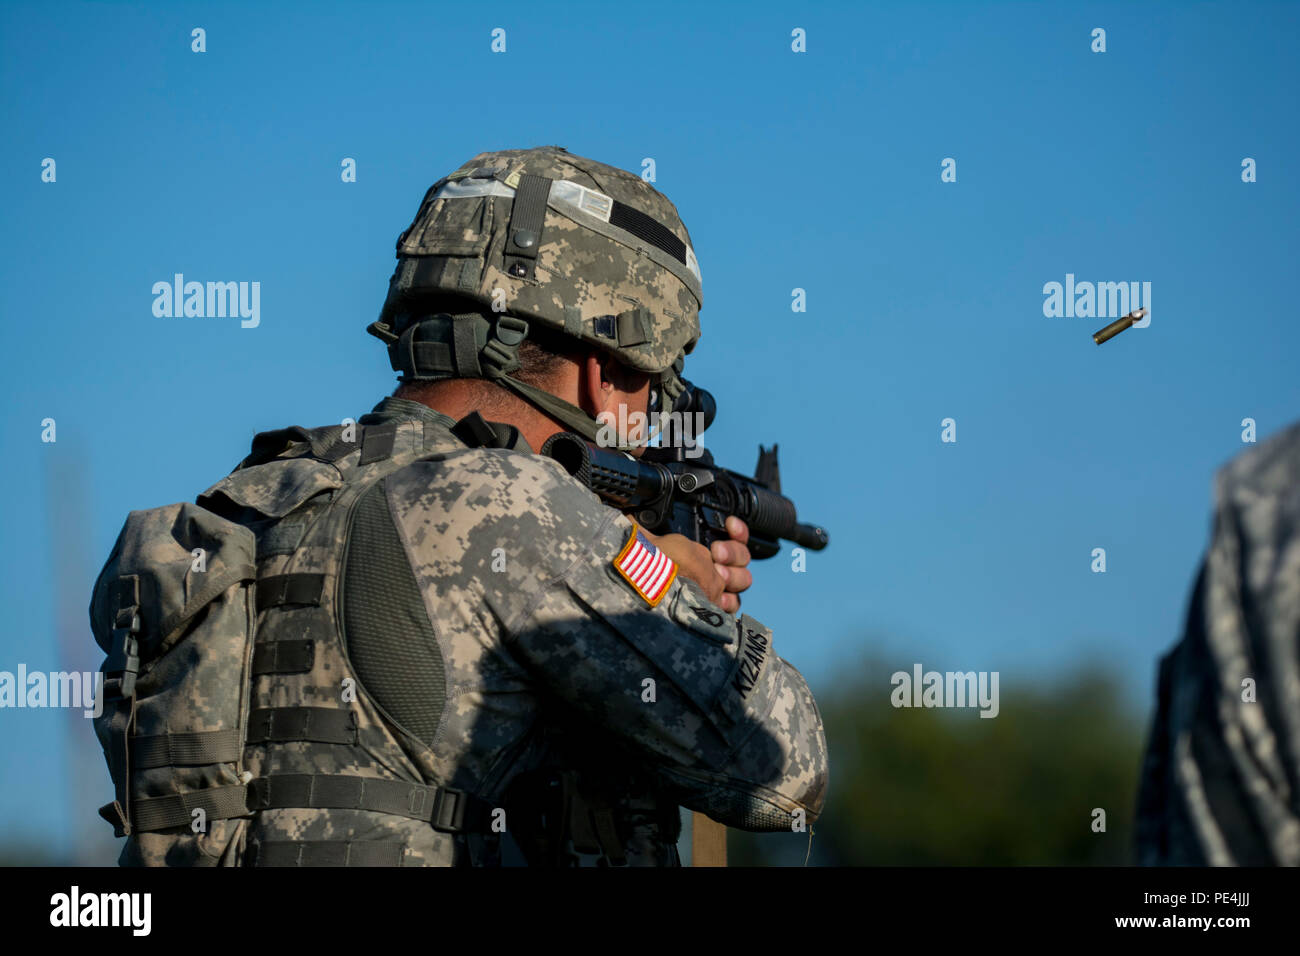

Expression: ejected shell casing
xmin=1093 ymin=307 xmax=1147 ymax=345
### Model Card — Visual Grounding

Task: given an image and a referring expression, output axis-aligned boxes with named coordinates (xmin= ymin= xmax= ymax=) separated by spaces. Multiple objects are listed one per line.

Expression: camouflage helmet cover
xmin=371 ymin=145 xmax=703 ymax=377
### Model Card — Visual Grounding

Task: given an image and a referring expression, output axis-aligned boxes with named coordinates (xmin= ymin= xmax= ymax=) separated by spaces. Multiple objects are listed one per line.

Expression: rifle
xmin=540 ymin=380 xmax=830 ymax=869
xmin=539 ymin=380 xmax=829 ymax=560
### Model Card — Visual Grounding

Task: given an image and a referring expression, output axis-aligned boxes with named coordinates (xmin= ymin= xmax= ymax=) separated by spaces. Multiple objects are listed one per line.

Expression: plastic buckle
xmin=494 ymin=315 xmax=529 ymax=346
xmin=432 ymin=788 xmax=466 ymax=832
xmin=480 ymin=316 xmax=530 ymax=374
xmin=106 ymin=610 xmax=141 ymax=699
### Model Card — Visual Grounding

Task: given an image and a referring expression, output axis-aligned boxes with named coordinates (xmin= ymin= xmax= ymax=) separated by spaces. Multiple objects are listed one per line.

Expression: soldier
xmin=1136 ymin=421 xmax=1300 ymax=865
xmin=90 ymin=145 xmax=828 ymax=867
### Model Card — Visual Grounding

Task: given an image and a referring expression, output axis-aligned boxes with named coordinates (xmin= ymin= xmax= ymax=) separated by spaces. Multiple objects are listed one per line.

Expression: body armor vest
xmin=208 ymin=418 xmax=499 ymax=866
xmin=92 ymin=411 xmax=680 ymax=866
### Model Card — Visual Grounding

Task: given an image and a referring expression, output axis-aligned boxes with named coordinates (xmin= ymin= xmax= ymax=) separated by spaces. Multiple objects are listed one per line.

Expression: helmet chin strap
xmin=489 ymin=371 xmax=639 ymax=453
xmin=374 ymin=310 xmax=658 ymax=454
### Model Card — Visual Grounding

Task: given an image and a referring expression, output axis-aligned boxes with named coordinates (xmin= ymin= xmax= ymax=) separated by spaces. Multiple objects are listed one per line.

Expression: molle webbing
xmin=238 ymin=419 xmax=491 ymax=862
xmin=246 ymin=707 xmax=358 ymax=745
xmin=343 ymin=479 xmax=446 ymax=749
xmin=127 ymin=785 xmax=252 ymax=831
xmin=255 ymin=573 xmax=324 ymax=612
xmin=130 ymin=729 xmax=244 ymax=770
xmin=246 ymin=774 xmax=490 ymax=832
xmin=250 ymin=639 xmax=314 ymax=675
xmin=250 ymin=841 xmax=407 ymax=867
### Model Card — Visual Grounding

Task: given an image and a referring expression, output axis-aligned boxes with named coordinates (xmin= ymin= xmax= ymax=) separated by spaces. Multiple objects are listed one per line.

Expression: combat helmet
xmin=367 ymin=145 xmax=703 ymax=443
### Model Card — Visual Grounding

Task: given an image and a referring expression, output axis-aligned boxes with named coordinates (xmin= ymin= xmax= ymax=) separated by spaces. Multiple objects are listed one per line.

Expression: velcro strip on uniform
xmin=256 ymin=574 xmax=325 ymax=612
xmin=250 ymin=640 xmax=316 ymax=675
xmin=252 ymin=841 xmax=406 ymax=867
xmin=563 ymin=305 xmax=583 ymax=337
xmin=257 ymin=521 xmax=306 ymax=559
xmin=246 ymin=707 xmax=356 ymax=745
xmin=131 ymin=729 xmax=243 ymax=770
xmin=359 ymin=423 xmax=398 ymax=465
xmin=609 ymin=199 xmax=686 ymax=266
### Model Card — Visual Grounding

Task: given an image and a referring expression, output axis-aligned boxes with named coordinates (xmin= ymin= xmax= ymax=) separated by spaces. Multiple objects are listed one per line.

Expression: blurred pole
xmin=45 ymin=445 xmax=118 ymax=865
xmin=692 ymin=812 xmax=727 ymax=866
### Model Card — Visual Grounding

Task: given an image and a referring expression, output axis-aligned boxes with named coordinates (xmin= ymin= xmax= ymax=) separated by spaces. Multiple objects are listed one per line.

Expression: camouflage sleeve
xmin=1135 ymin=423 xmax=1300 ymax=866
xmin=498 ymin=461 xmax=829 ymax=833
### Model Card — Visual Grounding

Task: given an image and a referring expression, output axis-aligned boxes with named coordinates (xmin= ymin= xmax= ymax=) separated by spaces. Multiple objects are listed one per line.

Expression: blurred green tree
xmin=730 ymin=654 xmax=1146 ymax=866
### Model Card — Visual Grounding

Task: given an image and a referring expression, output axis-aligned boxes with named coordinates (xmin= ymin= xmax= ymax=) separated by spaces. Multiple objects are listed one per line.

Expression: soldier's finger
xmin=725 ymin=516 xmax=750 ymax=544
xmin=717 ymin=565 xmax=752 ymax=595
xmin=711 ymin=538 xmax=751 ymax=568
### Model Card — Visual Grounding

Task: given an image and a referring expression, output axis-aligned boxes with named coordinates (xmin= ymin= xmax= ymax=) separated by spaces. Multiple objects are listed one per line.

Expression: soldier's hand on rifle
xmin=711 ymin=516 xmax=752 ymax=613
xmin=642 ymin=516 xmax=752 ymax=614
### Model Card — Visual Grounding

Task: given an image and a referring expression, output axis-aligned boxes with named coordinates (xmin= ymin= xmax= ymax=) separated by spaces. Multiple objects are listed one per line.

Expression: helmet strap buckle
xmin=480 ymin=315 xmax=530 ymax=376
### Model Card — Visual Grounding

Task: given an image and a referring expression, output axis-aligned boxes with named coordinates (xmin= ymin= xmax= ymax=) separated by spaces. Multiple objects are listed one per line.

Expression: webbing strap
xmin=453 ymin=313 xmax=482 ymax=377
xmin=319 ymin=435 xmax=359 ymax=462
xmin=132 ymin=729 xmax=243 ymax=770
xmin=252 ymin=841 xmax=407 ymax=867
xmin=503 ymin=173 xmax=552 ymax=280
xmin=388 ymin=311 xmax=530 ymax=383
xmin=246 ymin=707 xmax=357 ymax=745
xmin=451 ymin=410 xmax=525 ymax=450
xmin=128 ymin=785 xmax=250 ymax=831
xmin=247 ymin=774 xmax=491 ymax=832
xmin=99 ymin=574 xmax=143 ymax=837
xmin=490 ymin=374 xmax=611 ymax=446
xmin=98 ymin=685 xmax=136 ymax=836
xmin=250 ymin=639 xmax=315 ymax=675
xmin=255 ymin=574 xmax=324 ymax=612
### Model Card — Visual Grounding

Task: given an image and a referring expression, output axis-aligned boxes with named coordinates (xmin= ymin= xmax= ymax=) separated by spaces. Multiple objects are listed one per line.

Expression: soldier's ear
xmin=579 ymin=351 xmax=613 ymax=416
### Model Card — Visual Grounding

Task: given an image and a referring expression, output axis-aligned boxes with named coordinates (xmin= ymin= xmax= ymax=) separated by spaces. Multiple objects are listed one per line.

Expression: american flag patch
xmin=613 ymin=524 xmax=678 ymax=607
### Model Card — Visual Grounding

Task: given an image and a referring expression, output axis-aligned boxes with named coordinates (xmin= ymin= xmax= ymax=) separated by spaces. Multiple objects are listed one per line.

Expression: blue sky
xmin=2 ymin=0 xmax=1297 ymax=861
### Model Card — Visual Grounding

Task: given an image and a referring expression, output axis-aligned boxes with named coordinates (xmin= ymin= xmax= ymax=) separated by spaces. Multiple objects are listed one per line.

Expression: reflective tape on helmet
xmin=549 ymin=179 xmax=614 ymax=223
xmin=425 ymin=177 xmax=703 ymax=292
xmin=430 ymin=179 xmax=517 ymax=201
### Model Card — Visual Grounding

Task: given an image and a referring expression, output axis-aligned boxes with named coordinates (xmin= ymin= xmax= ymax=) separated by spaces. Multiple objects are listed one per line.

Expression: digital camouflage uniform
xmin=1137 ymin=422 xmax=1300 ymax=865
xmin=90 ymin=401 xmax=828 ymax=867
xmin=90 ymin=145 xmax=828 ymax=866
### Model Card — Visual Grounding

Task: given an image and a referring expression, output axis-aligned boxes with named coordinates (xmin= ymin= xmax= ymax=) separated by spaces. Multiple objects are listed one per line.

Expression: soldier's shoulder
xmin=386 ymin=446 xmax=616 ymax=532
xmin=1215 ymin=420 xmax=1300 ymax=506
